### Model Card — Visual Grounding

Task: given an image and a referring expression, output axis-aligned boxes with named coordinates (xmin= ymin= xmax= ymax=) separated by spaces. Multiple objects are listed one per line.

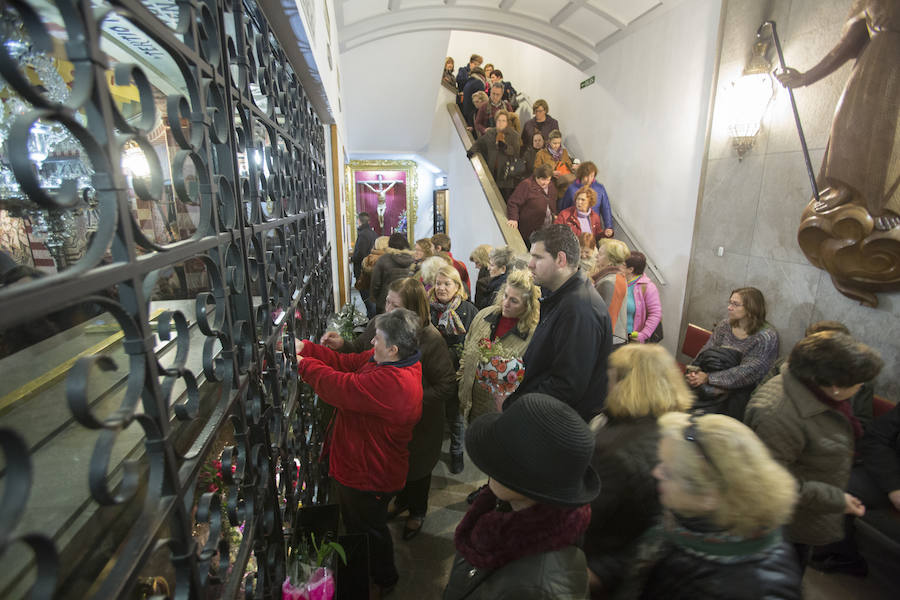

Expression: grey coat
xmin=744 ymin=370 xmax=853 ymax=545
xmin=443 ymin=546 xmax=589 ymax=600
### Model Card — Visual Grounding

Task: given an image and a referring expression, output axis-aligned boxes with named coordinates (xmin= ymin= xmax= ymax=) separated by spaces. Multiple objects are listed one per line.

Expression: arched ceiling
xmin=335 ymin=0 xmax=677 ymax=71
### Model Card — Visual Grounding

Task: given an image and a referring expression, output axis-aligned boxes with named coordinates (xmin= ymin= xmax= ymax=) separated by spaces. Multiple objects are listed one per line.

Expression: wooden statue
xmin=776 ymin=0 xmax=900 ymax=307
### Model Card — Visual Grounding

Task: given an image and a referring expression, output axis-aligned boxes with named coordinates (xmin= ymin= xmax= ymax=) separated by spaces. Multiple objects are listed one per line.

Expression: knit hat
xmin=465 ymin=393 xmax=601 ymax=506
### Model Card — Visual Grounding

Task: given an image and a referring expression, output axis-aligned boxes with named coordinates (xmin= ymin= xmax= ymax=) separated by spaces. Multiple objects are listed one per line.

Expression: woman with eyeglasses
xmin=614 ymin=412 xmax=802 ymax=599
xmin=685 ymin=287 xmax=779 ymax=418
xmin=520 ymin=99 xmax=560 ymax=150
xmin=583 ymin=344 xmax=693 ymax=598
xmin=745 ymin=331 xmax=883 ymax=571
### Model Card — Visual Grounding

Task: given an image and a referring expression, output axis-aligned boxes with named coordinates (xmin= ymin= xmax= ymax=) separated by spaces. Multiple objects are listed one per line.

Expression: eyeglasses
xmin=684 ymin=414 xmax=724 ymax=484
xmin=728 ymin=300 xmax=743 ymax=308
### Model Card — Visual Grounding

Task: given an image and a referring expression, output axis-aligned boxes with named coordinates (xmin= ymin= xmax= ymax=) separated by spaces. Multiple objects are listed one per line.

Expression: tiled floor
xmin=387 ymin=441 xmax=897 ymax=600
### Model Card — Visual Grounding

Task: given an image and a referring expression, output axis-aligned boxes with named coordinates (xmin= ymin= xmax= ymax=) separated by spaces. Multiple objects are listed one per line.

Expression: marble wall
xmin=683 ymin=0 xmax=900 ymax=399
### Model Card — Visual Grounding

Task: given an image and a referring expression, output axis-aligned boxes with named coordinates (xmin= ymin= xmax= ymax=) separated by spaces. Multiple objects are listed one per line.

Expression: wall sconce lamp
xmin=724 ymin=39 xmax=775 ymax=160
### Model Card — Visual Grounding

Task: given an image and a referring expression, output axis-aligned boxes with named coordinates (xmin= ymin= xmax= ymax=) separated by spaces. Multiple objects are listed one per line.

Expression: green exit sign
xmin=580 ymin=75 xmax=595 ymax=89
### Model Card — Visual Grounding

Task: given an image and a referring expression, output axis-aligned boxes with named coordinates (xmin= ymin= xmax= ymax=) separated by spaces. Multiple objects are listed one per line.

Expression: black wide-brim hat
xmin=465 ymin=393 xmax=601 ymax=507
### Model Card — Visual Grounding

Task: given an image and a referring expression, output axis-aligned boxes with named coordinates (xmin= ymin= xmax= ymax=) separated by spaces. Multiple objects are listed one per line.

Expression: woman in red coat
xmin=506 ymin=163 xmax=554 ymax=248
xmin=296 ymin=308 xmax=423 ymax=594
xmin=554 ymin=186 xmax=606 ymax=240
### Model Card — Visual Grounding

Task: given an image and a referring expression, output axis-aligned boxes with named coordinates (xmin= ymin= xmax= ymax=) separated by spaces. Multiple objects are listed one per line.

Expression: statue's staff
xmin=761 ymin=21 xmax=820 ymax=203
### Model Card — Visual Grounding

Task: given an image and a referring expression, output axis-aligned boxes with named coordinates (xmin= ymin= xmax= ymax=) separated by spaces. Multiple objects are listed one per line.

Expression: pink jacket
xmin=631 ymin=274 xmax=662 ymax=343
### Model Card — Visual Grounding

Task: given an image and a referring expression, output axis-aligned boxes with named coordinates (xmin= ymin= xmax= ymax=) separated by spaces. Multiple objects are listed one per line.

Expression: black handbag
xmin=502 ymin=156 xmax=527 ymax=181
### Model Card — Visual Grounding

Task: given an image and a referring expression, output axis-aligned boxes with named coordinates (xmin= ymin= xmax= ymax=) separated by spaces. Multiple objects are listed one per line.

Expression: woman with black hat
xmin=443 ymin=393 xmax=600 ymax=599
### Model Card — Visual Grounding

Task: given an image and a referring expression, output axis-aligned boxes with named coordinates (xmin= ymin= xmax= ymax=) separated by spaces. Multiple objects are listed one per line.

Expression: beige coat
xmin=458 ymin=305 xmax=534 ymax=422
xmin=744 ymin=369 xmax=853 ymax=545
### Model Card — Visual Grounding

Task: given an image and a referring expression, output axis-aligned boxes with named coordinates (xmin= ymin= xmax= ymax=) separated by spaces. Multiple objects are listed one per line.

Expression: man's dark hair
xmin=358 ymin=212 xmax=370 ymax=222
xmin=491 ymin=69 xmax=503 ymax=79
xmin=624 ymin=252 xmax=647 ymax=275
xmin=530 ymin=224 xmax=580 ymax=268
xmin=431 ymin=233 xmax=451 ymax=251
xmin=469 ymin=54 xmax=483 ymax=64
xmin=533 ymin=164 xmax=553 ymax=179
xmin=388 ymin=232 xmax=409 ymax=250
xmin=788 ymin=331 xmax=883 ymax=388
xmin=374 ymin=308 xmax=420 ymax=360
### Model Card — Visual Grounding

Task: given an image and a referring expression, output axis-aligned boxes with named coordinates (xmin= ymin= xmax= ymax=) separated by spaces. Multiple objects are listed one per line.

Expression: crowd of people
xmin=294 ymin=53 xmax=900 ymax=598
xmin=310 ymin=208 xmax=900 ymax=598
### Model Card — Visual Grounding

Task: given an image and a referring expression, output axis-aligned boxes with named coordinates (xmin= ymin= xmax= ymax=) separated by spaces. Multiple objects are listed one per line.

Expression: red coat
xmin=446 ymin=251 xmax=471 ymax=295
xmin=554 ymin=206 xmax=605 ymax=239
xmin=298 ymin=342 xmax=423 ymax=492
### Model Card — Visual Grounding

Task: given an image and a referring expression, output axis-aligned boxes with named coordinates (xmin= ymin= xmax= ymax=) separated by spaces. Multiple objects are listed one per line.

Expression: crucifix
xmin=357 ymin=173 xmax=403 ymax=231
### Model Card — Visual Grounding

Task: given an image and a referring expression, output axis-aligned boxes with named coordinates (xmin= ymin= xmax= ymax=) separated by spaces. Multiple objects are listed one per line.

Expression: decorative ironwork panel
xmin=0 ymin=0 xmax=334 ymax=598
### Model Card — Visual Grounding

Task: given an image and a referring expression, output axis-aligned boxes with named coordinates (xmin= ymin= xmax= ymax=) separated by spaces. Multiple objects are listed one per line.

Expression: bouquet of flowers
xmin=474 ymin=338 xmax=526 ymax=411
xmin=327 ymin=303 xmax=368 ymax=341
xmin=283 ymin=532 xmax=346 ymax=600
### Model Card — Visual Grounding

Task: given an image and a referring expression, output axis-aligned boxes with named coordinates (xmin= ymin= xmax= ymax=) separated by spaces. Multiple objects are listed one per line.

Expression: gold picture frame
xmin=345 ymin=159 xmax=418 ymax=247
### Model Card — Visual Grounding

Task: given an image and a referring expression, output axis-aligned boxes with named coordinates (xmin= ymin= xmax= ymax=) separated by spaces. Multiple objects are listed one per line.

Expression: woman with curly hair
xmin=458 ymin=268 xmax=541 ymax=422
xmin=616 ymin=412 xmax=802 ymax=599
xmin=583 ymin=344 xmax=693 ymax=597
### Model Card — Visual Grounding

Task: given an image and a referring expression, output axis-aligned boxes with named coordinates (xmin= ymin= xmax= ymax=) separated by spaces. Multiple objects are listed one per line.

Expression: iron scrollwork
xmin=0 ymin=0 xmax=334 ymax=598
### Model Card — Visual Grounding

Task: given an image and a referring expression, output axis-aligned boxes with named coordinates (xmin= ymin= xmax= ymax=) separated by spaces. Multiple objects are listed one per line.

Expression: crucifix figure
xmin=358 ymin=173 xmax=403 ymax=231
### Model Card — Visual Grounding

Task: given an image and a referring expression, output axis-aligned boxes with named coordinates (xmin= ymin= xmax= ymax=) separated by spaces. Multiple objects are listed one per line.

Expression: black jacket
xmin=351 ymin=225 xmax=378 ymax=278
xmin=860 ymin=403 xmax=900 ymax=494
xmin=584 ymin=416 xmax=661 ymax=592
xmin=476 ymin=272 xmax=507 ymax=310
xmin=371 ymin=251 xmax=414 ymax=313
xmin=462 ymin=76 xmax=486 ymax=127
xmin=473 ymin=267 xmax=491 ymax=310
xmin=503 ymin=271 xmax=612 ymax=421
xmin=629 ymin=532 xmax=801 ymax=600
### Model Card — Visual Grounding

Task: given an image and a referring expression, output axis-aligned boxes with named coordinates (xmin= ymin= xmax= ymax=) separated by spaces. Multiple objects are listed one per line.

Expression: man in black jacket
xmin=351 ymin=212 xmax=378 ymax=280
xmin=503 ymin=224 xmax=612 ymax=422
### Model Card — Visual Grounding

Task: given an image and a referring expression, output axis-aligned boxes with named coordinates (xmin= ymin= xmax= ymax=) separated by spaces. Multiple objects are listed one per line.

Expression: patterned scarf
xmin=546 ymin=143 xmax=563 ymax=162
xmin=431 ymin=295 xmax=467 ymax=336
xmin=454 ymin=486 xmax=591 ymax=570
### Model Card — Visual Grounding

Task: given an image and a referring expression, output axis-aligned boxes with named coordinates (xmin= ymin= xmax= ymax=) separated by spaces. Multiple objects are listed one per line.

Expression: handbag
xmin=502 ymin=156 xmax=527 ymax=182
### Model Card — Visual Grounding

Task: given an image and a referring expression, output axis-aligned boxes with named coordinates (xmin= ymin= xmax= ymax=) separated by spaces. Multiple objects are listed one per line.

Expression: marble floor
xmin=386 ymin=439 xmax=896 ymax=600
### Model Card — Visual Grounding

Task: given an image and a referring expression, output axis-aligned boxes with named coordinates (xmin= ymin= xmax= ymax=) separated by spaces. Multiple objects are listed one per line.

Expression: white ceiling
xmin=335 ymin=0 xmax=678 ymax=70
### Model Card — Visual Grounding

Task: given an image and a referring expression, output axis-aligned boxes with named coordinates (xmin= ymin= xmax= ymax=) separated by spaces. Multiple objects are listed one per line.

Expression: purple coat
xmin=631 ymin=274 xmax=662 ymax=343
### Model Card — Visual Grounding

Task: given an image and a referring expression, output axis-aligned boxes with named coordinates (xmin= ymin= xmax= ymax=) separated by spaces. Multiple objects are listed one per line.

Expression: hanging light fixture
xmin=723 ymin=40 xmax=775 ymax=159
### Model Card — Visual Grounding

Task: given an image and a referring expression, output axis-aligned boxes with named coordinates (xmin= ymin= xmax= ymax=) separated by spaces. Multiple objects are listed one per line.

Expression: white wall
xmin=447 ymin=0 xmax=721 ymax=352
xmin=341 ymin=30 xmax=452 ymax=153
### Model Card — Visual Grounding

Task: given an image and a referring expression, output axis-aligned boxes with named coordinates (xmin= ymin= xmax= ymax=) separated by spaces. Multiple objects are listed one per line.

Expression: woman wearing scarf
xmin=594 ymin=239 xmax=631 ymax=347
xmin=554 ymin=186 xmax=606 ymax=240
xmin=534 ymin=129 xmax=575 ymax=202
xmin=443 ymin=393 xmax=600 ymax=599
xmin=615 ymin=412 xmax=801 ymax=599
xmin=745 ymin=331 xmax=883 ymax=571
xmin=429 ymin=263 xmax=478 ymax=474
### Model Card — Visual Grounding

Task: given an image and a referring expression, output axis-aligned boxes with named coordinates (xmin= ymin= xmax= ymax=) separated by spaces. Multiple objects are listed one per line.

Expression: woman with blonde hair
xmin=583 ymin=344 xmax=692 ymax=597
xmin=617 ymin=412 xmax=801 ymax=599
xmin=429 ymin=263 xmax=479 ymax=474
xmin=459 ymin=268 xmax=541 ymax=423
xmin=594 ymin=238 xmax=630 ymax=345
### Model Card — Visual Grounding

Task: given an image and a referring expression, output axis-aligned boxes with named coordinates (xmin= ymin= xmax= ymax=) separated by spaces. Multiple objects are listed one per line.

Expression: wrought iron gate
xmin=0 ymin=0 xmax=334 ymax=597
